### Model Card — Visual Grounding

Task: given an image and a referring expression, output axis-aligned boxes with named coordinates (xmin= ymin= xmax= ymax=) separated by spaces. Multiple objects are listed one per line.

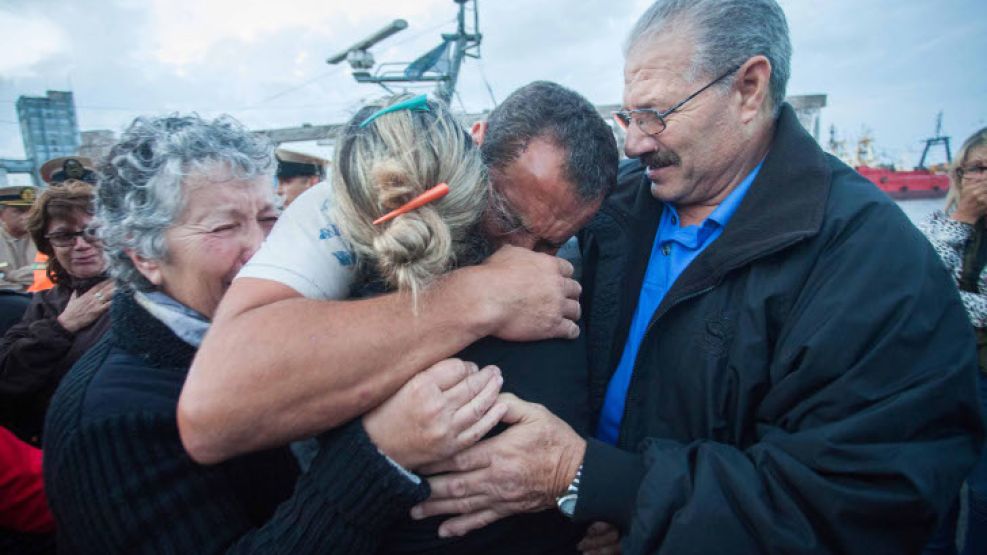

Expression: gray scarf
xmin=133 ymin=290 xmax=210 ymax=347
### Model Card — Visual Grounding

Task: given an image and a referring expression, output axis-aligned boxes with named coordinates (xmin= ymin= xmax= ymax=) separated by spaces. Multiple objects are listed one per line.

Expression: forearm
xmin=181 ymin=270 xmax=494 ymax=464
xmin=226 ymin=421 xmax=428 ymax=554
xmin=574 ymin=439 xmax=645 ymax=530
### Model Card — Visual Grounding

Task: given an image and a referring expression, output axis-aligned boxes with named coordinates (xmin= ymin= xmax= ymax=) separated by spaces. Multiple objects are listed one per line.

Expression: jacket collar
xmin=110 ymin=289 xmax=198 ymax=370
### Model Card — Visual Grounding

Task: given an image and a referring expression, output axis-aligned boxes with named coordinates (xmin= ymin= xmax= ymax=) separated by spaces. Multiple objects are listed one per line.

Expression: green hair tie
xmin=359 ymin=95 xmax=431 ymax=128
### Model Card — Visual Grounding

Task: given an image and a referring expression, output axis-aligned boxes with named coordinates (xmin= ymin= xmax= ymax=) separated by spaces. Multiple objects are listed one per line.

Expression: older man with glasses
xmin=412 ymin=1 xmax=985 ymax=553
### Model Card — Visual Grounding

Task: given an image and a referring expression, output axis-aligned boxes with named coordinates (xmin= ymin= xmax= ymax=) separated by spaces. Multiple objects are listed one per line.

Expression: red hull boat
xmin=856 ymin=166 xmax=950 ymax=200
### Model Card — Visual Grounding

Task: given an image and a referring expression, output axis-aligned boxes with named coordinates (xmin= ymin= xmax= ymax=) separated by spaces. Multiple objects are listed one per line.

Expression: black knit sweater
xmin=42 ymin=291 xmax=428 ymax=554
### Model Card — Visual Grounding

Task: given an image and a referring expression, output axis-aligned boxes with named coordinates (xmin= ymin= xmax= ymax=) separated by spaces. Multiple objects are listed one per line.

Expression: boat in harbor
xmin=836 ymin=115 xmax=952 ymax=200
xmin=856 ymin=165 xmax=949 ymax=200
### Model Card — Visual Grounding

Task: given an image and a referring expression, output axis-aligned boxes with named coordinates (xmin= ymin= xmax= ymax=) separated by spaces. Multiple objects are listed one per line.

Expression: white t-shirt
xmin=237 ymin=181 xmax=356 ymax=299
xmin=240 ymin=180 xmax=584 ymax=298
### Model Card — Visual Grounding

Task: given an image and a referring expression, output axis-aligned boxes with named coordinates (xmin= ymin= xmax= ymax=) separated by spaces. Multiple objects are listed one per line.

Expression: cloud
xmin=0 ymin=0 xmax=983 ymax=169
xmin=0 ymin=8 xmax=68 ymax=76
xmin=145 ymin=0 xmax=449 ymax=67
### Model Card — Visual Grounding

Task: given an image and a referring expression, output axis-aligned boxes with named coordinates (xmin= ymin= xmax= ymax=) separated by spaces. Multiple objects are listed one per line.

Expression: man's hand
xmin=578 ymin=522 xmax=621 ymax=555
xmin=363 ymin=359 xmax=507 ymax=471
xmin=410 ymin=393 xmax=586 ymax=537
xmin=465 ymin=246 xmax=582 ymax=341
xmin=56 ymin=280 xmax=115 ymax=333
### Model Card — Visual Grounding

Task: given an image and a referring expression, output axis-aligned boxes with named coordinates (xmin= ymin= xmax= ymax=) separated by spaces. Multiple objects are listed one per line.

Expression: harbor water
xmin=896 ymin=197 xmax=944 ymax=226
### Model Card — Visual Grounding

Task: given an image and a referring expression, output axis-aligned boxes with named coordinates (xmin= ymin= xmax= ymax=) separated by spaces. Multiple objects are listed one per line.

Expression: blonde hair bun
xmin=331 ymin=95 xmax=488 ymax=303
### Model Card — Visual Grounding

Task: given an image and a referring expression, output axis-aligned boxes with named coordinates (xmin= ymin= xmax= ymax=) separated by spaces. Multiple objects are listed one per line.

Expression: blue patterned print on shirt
xmin=332 ymin=250 xmax=355 ymax=267
xmin=319 ymin=225 xmax=341 ymax=240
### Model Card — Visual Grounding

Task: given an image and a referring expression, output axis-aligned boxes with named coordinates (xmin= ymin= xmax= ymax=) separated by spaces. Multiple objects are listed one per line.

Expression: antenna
xmin=326 ymin=0 xmax=482 ymax=104
xmin=326 ymin=19 xmax=409 ymax=68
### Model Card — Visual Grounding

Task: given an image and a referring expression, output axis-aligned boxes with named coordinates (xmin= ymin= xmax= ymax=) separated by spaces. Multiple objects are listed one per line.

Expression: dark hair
xmin=481 ymin=81 xmax=618 ymax=201
xmin=26 ymin=179 xmax=96 ymax=284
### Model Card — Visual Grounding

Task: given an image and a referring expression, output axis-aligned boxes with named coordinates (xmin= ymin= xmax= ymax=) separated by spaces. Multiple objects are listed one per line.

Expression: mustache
xmin=640 ymin=150 xmax=680 ymax=169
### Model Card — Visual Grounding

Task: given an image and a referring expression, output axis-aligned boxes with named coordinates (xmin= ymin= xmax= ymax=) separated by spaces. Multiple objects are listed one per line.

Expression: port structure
xmin=918 ymin=111 xmax=952 ymax=170
xmin=326 ymin=0 xmax=482 ymax=104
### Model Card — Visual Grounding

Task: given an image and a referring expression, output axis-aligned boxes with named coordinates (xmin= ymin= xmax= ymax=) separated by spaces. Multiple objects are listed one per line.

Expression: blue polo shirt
xmin=595 ymin=162 xmax=763 ymax=444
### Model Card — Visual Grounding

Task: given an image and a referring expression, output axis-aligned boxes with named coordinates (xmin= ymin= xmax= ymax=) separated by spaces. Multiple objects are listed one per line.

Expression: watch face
xmin=558 ymin=494 xmax=578 ymax=517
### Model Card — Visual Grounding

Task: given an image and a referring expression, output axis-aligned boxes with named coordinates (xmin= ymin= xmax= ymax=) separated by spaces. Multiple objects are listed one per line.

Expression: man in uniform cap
xmin=39 ymin=156 xmax=97 ymax=186
xmin=275 ymin=148 xmax=327 ymax=208
xmin=0 ymin=186 xmax=39 ymax=291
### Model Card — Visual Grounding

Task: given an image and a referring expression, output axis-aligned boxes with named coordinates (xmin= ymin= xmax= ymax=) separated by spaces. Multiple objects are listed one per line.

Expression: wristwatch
xmin=556 ymin=464 xmax=582 ymax=519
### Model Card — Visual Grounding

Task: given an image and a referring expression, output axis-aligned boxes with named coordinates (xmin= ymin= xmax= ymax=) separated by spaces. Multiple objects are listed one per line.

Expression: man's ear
xmin=736 ymin=55 xmax=772 ymax=125
xmin=126 ymin=250 xmax=163 ymax=287
xmin=471 ymin=121 xmax=488 ymax=146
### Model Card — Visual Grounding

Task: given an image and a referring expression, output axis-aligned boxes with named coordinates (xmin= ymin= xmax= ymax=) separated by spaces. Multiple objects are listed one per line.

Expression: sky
xmin=1 ymin=0 xmax=985 ymax=169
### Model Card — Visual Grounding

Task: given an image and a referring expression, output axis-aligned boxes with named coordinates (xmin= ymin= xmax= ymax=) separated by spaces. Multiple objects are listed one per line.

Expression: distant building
xmin=16 ymin=90 xmax=81 ymax=185
xmin=788 ymin=94 xmax=827 ymax=143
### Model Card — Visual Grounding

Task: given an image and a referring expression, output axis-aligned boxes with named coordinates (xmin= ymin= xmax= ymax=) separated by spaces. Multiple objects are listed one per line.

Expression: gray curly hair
xmin=97 ymin=114 xmax=275 ymax=290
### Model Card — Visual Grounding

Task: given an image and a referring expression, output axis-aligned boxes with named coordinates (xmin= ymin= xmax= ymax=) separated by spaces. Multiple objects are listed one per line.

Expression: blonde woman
xmin=919 ymin=127 xmax=987 ymax=555
xmin=324 ymin=95 xmax=593 ymax=553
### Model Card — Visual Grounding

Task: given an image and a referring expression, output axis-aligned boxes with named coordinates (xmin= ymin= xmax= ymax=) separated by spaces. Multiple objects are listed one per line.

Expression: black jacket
xmin=0 ymin=277 xmax=110 ymax=445
xmin=43 ymin=291 xmax=428 ymax=554
xmin=382 ymin=334 xmax=589 ymax=554
xmin=575 ymin=104 xmax=986 ymax=554
xmin=351 ymin=275 xmax=589 ymax=553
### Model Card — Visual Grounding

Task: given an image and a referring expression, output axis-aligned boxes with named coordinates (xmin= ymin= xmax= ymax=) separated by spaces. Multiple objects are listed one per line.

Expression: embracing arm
xmin=180 ymin=246 xmax=581 ymax=464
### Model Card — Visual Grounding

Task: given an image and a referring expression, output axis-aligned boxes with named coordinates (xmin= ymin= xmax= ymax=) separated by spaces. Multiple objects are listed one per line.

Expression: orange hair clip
xmin=373 ymin=183 xmax=450 ymax=225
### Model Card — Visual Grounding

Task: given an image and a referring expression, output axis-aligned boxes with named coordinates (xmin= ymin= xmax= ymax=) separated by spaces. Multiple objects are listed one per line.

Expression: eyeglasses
xmin=613 ymin=64 xmax=742 ymax=136
xmin=958 ymin=165 xmax=987 ymax=179
xmin=46 ymin=228 xmax=100 ymax=248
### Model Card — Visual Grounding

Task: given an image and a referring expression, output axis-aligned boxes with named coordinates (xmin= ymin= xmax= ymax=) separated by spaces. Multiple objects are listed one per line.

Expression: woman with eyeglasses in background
xmin=0 ymin=180 xmax=112 ymax=447
xmin=920 ymin=127 xmax=987 ymax=555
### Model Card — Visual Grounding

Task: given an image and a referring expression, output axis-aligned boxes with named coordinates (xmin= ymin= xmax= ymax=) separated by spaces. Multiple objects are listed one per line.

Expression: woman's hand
xmin=952 ymin=181 xmax=987 ymax=224
xmin=363 ymin=358 xmax=506 ymax=471
xmin=57 ymin=280 xmax=115 ymax=333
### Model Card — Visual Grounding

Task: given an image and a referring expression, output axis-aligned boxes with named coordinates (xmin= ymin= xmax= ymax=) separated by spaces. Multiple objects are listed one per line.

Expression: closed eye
xmin=210 ymin=223 xmax=239 ymax=233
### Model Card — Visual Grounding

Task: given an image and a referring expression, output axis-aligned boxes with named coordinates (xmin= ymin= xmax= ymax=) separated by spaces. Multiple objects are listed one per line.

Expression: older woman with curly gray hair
xmin=40 ymin=113 xmax=496 ymax=554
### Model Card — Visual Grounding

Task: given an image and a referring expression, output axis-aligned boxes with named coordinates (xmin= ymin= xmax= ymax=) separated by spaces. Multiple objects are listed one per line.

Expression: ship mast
xmin=326 ymin=0 xmax=482 ymax=104
xmin=917 ymin=111 xmax=952 ymax=170
xmin=855 ymin=128 xmax=876 ymax=168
